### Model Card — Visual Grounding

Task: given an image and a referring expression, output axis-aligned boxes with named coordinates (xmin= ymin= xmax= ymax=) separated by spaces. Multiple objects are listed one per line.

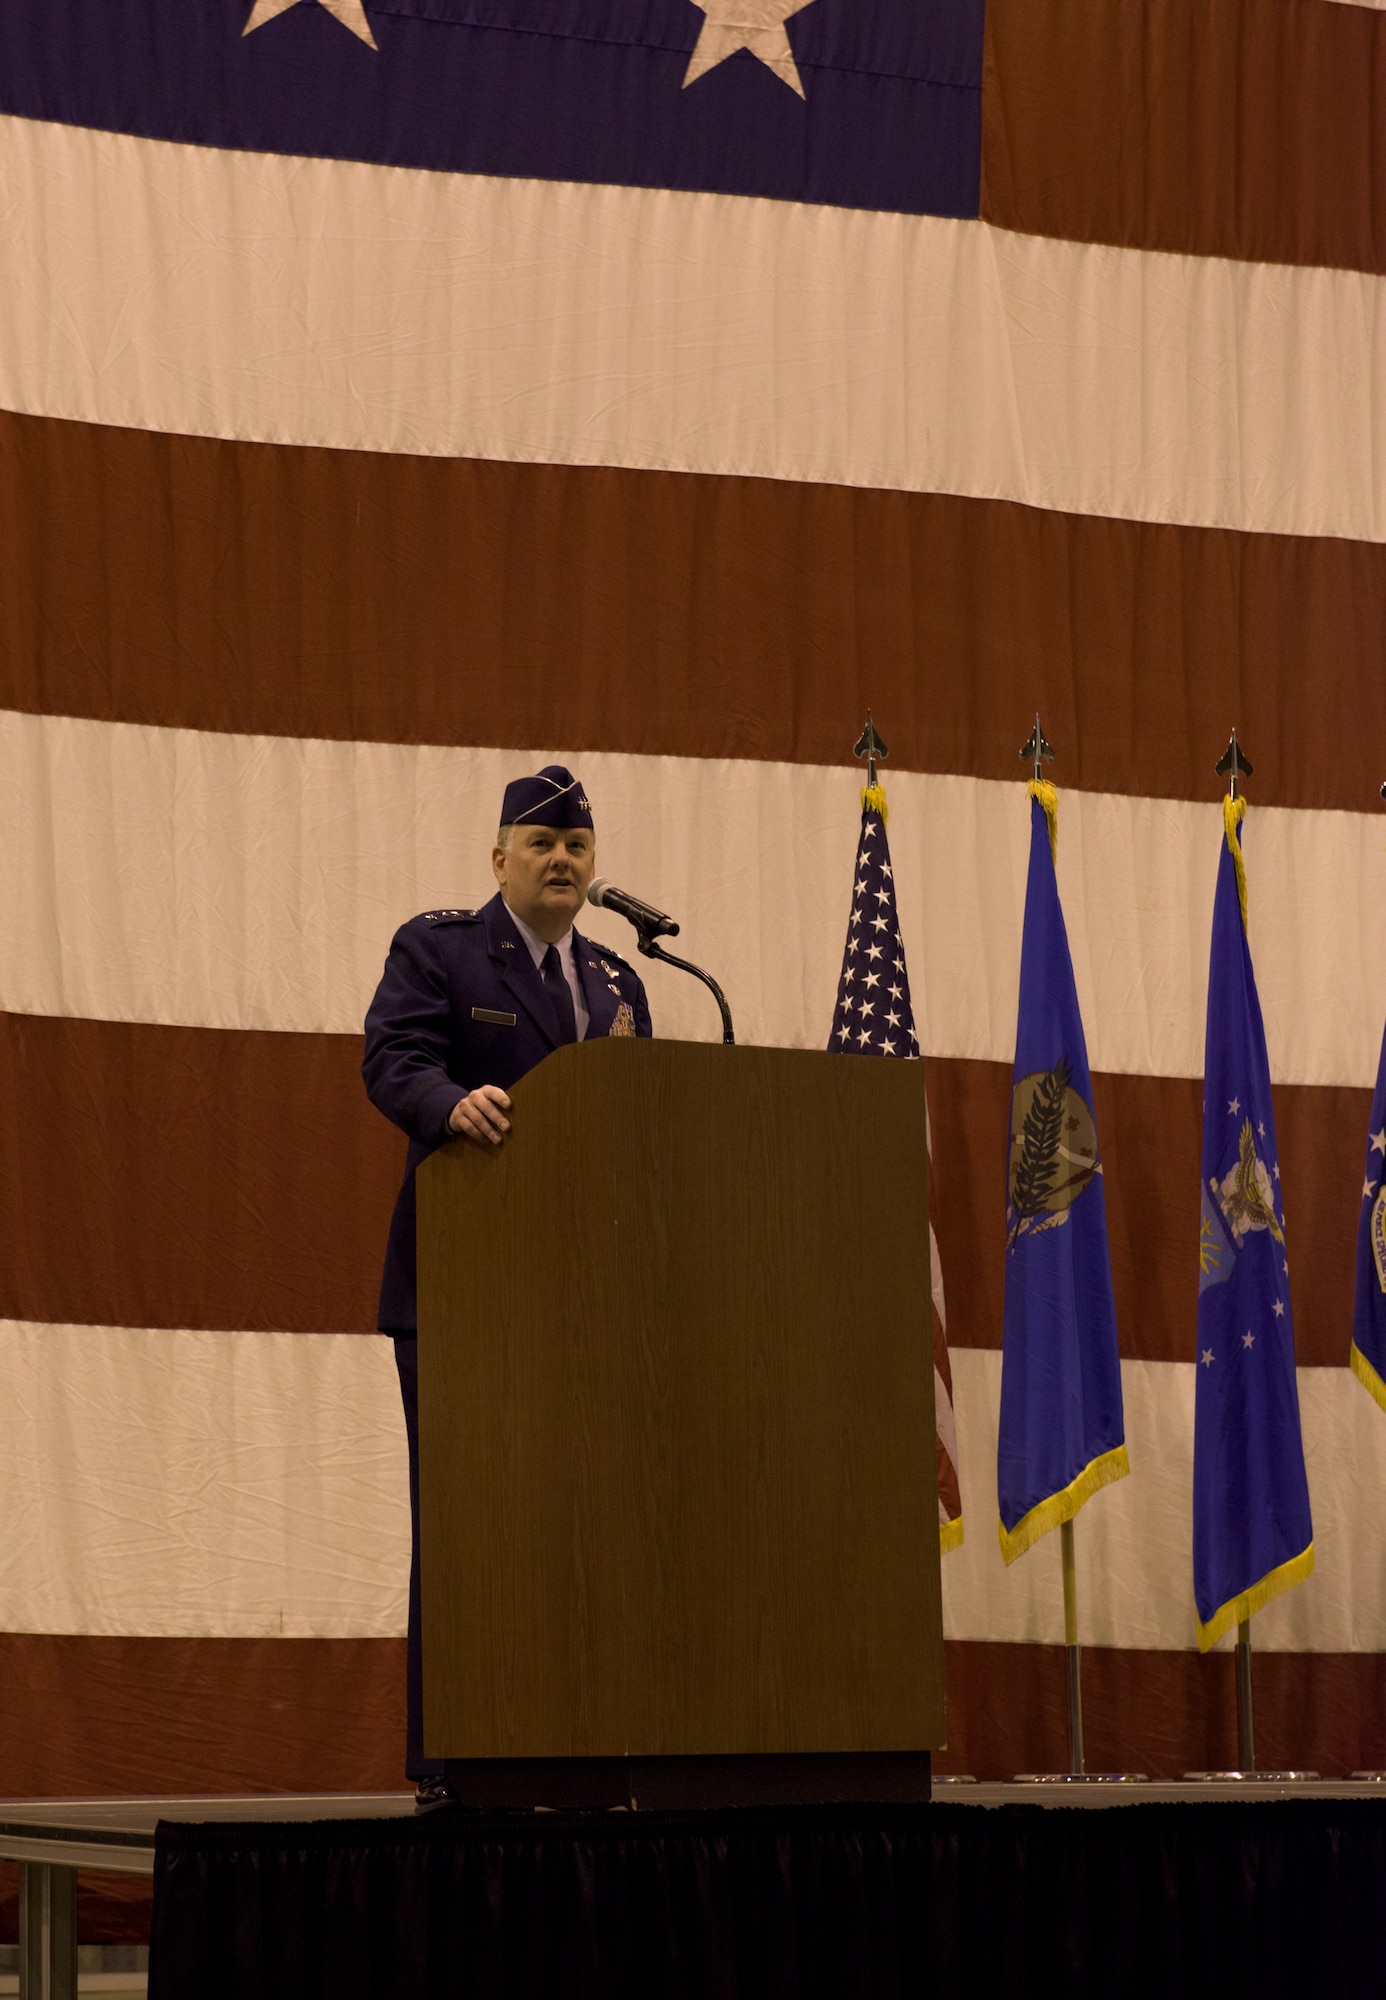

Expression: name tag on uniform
xmin=471 ymin=1007 xmax=516 ymax=1027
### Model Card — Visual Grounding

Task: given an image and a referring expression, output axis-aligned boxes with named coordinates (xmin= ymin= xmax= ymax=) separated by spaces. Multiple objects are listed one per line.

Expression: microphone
xmin=587 ymin=879 xmax=680 ymax=939
xmin=589 ymin=879 xmax=734 ymax=1043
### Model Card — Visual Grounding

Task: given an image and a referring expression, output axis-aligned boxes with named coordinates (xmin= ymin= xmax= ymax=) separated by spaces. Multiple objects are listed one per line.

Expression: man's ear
xmin=491 ymin=846 xmax=507 ymax=885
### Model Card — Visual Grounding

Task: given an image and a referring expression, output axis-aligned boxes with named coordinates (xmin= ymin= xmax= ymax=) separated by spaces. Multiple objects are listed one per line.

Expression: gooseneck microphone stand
xmin=633 ymin=931 xmax=735 ymax=1045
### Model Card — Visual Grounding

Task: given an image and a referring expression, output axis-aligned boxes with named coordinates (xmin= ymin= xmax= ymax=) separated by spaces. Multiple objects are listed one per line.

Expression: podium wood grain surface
xmin=417 ymin=1039 xmax=943 ymax=1760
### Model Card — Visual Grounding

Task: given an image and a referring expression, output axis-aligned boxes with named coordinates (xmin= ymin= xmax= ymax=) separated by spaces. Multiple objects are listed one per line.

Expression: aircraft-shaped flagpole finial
xmin=854 ymin=711 xmax=888 ymax=788
xmin=1020 ymin=712 xmax=1055 ymax=784
xmin=1216 ymin=729 xmax=1254 ymax=801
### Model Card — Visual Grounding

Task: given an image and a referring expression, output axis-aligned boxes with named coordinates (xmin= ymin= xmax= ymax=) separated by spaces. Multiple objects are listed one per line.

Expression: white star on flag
xmin=1372 ymin=1129 xmax=1386 ymax=1156
xmin=683 ymin=0 xmax=814 ymax=97
xmin=244 ymin=0 xmax=377 ymax=48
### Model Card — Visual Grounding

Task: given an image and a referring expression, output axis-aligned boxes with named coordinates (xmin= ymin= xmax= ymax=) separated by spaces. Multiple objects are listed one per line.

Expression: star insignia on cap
xmin=244 ymin=0 xmax=377 ymax=45
xmin=683 ymin=0 xmax=815 ymax=98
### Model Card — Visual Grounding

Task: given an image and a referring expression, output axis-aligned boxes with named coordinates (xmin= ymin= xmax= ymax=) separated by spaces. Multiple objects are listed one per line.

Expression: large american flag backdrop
xmin=0 ymin=0 xmax=1384 ymax=1926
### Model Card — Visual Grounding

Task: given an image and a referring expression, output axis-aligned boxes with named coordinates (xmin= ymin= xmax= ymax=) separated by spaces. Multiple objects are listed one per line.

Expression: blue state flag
xmin=1194 ymin=798 xmax=1313 ymax=1649
xmin=997 ymin=786 xmax=1128 ymax=1564
xmin=1350 ymin=1017 xmax=1386 ymax=1410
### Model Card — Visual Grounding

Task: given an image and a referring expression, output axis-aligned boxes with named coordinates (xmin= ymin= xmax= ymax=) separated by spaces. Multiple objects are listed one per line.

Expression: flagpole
xmin=1235 ymin=1617 xmax=1256 ymax=1772
xmin=1061 ymin=1519 xmax=1085 ymax=1774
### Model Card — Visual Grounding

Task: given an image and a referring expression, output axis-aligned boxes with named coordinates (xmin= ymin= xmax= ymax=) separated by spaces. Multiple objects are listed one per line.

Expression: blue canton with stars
xmin=828 ymin=802 xmax=919 ymax=1059
xmin=1193 ymin=810 xmax=1313 ymax=1645
xmin=0 ymin=0 xmax=984 ymax=223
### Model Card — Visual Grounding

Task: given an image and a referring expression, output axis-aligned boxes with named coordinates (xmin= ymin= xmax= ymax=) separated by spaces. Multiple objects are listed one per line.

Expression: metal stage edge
xmin=4 ymin=1782 xmax=1385 ymax=1999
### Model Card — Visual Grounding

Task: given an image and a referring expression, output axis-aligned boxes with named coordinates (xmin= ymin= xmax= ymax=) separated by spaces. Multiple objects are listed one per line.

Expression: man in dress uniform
xmin=362 ymin=764 xmax=652 ymax=1803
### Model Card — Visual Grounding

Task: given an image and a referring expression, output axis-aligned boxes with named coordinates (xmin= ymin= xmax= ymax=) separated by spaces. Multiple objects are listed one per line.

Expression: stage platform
xmin=5 ymin=1783 xmax=1386 ymax=1998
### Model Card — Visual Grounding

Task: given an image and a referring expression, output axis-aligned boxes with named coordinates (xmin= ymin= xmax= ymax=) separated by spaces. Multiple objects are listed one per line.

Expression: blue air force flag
xmin=1350 ymin=1017 xmax=1386 ymax=1410
xmin=1194 ymin=799 xmax=1313 ymax=1649
xmin=997 ymin=786 xmax=1127 ymax=1564
xmin=828 ymin=781 xmax=963 ymax=1552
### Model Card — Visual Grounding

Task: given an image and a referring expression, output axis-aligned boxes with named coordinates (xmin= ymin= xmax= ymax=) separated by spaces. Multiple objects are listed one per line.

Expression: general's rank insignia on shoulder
xmin=609 ymin=1000 xmax=636 ymax=1038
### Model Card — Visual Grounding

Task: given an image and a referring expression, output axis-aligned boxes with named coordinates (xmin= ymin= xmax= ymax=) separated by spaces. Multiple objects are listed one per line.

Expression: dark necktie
xmin=541 ymin=944 xmax=578 ymax=1045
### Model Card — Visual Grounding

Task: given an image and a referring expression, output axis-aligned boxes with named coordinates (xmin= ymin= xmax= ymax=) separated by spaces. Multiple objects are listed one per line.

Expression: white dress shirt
xmin=506 ymin=906 xmax=591 ymax=1041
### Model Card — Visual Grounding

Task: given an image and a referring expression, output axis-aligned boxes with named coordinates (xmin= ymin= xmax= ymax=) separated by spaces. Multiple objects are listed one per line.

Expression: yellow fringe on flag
xmin=1224 ymin=792 xmax=1249 ymax=931
xmin=860 ymin=781 xmax=888 ymax=823
xmin=1027 ymin=777 xmax=1058 ymax=862
xmin=996 ymin=1442 xmax=1130 ymax=1566
xmin=939 ymin=1515 xmax=965 ymax=1556
xmin=1350 ymin=1340 xmax=1386 ymax=1415
xmin=1196 ymin=1542 xmax=1314 ymax=1653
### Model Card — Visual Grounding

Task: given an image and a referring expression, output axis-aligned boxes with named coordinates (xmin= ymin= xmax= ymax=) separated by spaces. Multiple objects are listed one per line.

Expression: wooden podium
xmin=416 ymin=1038 xmax=944 ymax=1807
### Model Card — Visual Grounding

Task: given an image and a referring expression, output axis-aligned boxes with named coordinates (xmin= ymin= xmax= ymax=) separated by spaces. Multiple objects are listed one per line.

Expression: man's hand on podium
xmin=448 ymin=1085 xmax=512 ymax=1146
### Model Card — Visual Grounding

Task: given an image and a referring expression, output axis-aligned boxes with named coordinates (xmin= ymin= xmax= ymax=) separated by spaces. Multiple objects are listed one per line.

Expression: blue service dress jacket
xmin=363 ymin=890 xmax=652 ymax=1330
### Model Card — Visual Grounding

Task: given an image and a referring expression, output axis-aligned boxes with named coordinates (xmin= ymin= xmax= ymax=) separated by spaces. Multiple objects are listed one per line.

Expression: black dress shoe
xmin=414 ymin=1775 xmax=461 ymax=1812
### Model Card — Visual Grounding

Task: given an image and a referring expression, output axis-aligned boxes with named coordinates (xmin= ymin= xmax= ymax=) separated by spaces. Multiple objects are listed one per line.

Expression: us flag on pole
xmin=829 ymin=781 xmax=964 ymax=1552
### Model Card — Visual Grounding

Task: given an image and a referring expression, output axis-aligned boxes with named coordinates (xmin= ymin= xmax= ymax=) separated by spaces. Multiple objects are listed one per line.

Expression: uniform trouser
xmin=392 ymin=1334 xmax=447 ymax=1782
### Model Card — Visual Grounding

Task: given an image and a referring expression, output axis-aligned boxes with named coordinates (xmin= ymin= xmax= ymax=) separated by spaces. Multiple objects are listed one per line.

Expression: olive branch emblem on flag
xmin=1006 ymin=1057 xmax=1103 ymax=1251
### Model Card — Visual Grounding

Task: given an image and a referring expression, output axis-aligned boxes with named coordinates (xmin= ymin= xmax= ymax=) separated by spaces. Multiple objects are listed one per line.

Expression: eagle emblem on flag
xmin=1213 ymin=1119 xmax=1284 ymax=1247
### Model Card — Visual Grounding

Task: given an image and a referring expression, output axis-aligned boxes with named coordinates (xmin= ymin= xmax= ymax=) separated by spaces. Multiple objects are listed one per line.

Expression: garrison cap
xmin=500 ymin=764 xmax=594 ymax=830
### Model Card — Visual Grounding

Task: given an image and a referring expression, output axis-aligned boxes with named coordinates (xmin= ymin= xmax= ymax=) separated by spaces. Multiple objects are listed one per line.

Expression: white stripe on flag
xmin=0 ymin=116 xmax=1381 ymax=541
xmin=0 ymin=1321 xmax=1379 ymax=1649
xmin=943 ymin=1348 xmax=1386 ymax=1655
xmin=2 ymin=710 xmax=1383 ymax=1088
xmin=0 ymin=1321 xmax=408 ymax=1639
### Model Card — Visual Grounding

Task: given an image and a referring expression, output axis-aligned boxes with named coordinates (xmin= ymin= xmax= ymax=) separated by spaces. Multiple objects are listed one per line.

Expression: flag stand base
xmin=1184 ymin=1772 xmax=1321 ymax=1782
xmin=1013 ymin=1773 xmax=1149 ymax=1784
